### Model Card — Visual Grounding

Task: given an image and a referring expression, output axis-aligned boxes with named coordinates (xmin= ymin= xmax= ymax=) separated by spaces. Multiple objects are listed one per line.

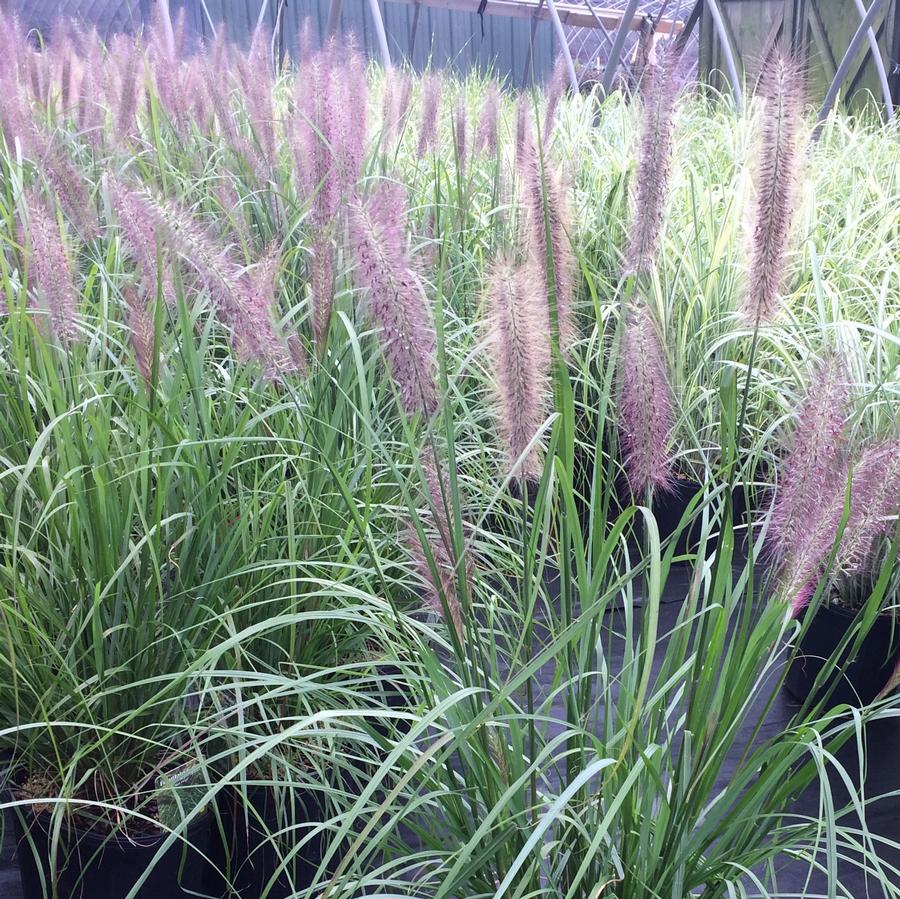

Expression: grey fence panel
xmin=13 ymin=0 xmax=557 ymax=87
xmin=13 ymin=0 xmax=143 ymax=36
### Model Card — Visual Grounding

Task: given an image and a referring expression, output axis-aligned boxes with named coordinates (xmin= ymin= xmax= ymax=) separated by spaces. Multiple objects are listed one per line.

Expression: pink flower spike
xmin=617 ymin=302 xmax=676 ymax=497
xmin=21 ymin=189 xmax=79 ymax=345
xmin=741 ymin=50 xmax=805 ymax=325
xmin=348 ymin=184 xmax=438 ymax=418
xmin=485 ymin=259 xmax=551 ymax=481
xmin=417 ymin=71 xmax=442 ymax=159
xmin=789 ymin=580 xmax=815 ymax=619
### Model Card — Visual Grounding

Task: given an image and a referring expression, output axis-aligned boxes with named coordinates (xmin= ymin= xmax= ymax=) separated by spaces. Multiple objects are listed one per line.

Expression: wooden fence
xmin=693 ymin=0 xmax=899 ymax=114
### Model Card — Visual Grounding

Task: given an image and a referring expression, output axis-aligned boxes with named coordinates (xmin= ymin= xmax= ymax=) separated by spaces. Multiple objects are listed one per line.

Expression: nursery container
xmin=371 ymin=662 xmax=415 ymax=737
xmin=784 ymin=603 xmax=900 ymax=708
xmin=208 ymin=781 xmax=337 ymax=899
xmin=12 ymin=802 xmax=214 ymax=899
xmin=624 ymin=476 xmax=762 ymax=560
xmin=207 ymin=668 xmax=411 ymax=897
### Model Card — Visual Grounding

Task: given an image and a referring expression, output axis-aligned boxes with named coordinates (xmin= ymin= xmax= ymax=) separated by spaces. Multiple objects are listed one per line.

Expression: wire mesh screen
xmin=9 ymin=0 xmax=699 ymax=90
xmin=9 ymin=0 xmax=557 ymax=86
xmin=11 ymin=1 xmax=146 ymax=38
xmin=566 ymin=0 xmax=699 ymax=86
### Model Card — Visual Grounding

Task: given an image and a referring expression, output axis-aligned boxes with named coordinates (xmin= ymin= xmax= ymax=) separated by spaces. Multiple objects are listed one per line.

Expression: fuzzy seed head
xmin=518 ymin=132 xmax=578 ymax=351
xmin=837 ymin=438 xmax=900 ymax=576
xmin=475 ymin=81 xmax=500 ymax=155
xmin=770 ymin=351 xmax=850 ymax=563
xmin=617 ymin=302 xmax=676 ymax=496
xmin=124 ymin=285 xmax=156 ymax=383
xmin=309 ymin=234 xmax=335 ymax=354
xmin=543 ymin=54 xmax=568 ymax=140
xmin=453 ymin=98 xmax=467 ymax=178
xmin=741 ymin=50 xmax=804 ymax=324
xmin=623 ymin=47 xmax=680 ymax=276
xmin=21 ymin=189 xmax=79 ymax=345
xmin=405 ymin=449 xmax=471 ymax=639
xmin=348 ymin=184 xmax=438 ymax=417
xmin=417 ymin=71 xmax=442 ymax=159
xmin=294 ymin=37 xmax=368 ymax=226
xmin=485 ymin=259 xmax=551 ymax=480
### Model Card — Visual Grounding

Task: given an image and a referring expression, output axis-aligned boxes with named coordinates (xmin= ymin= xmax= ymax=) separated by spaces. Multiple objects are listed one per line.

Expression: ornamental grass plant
xmin=0 ymin=7 xmax=897 ymax=898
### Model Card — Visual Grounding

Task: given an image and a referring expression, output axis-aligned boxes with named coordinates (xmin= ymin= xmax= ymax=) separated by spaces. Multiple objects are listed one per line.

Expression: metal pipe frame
xmin=600 ymin=0 xmax=640 ymax=95
xmin=851 ymin=0 xmax=894 ymax=119
xmin=546 ymin=0 xmax=580 ymax=91
xmin=705 ymin=0 xmax=743 ymax=106
xmin=366 ymin=0 xmax=393 ymax=68
xmin=817 ymin=0 xmax=886 ymax=130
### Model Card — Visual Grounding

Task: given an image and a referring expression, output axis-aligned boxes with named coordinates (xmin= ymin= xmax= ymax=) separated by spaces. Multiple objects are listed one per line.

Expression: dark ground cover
xmin=2 ymin=567 xmax=898 ymax=898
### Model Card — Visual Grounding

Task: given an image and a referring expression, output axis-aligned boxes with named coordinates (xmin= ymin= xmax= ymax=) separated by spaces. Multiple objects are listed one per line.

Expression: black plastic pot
xmin=784 ymin=604 xmax=900 ymax=708
xmin=12 ymin=803 xmax=214 ymax=899
xmin=623 ymin=476 xmax=762 ymax=561
xmin=207 ymin=782 xmax=337 ymax=899
xmin=645 ymin=478 xmax=704 ymax=557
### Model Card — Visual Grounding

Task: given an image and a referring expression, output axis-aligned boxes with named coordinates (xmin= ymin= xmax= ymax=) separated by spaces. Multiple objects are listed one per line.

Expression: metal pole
xmin=366 ymin=0 xmax=392 ymax=69
xmin=523 ymin=0 xmax=546 ymax=86
xmin=158 ymin=0 xmax=176 ymax=56
xmin=672 ymin=0 xmax=702 ymax=58
xmin=851 ymin=0 xmax=894 ymax=120
xmin=327 ymin=0 xmax=343 ymax=36
xmin=545 ymin=0 xmax=579 ymax=92
xmin=409 ymin=1 xmax=422 ymax=57
xmin=583 ymin=0 xmax=615 ymax=53
xmin=705 ymin=0 xmax=743 ymax=107
xmin=600 ymin=0 xmax=640 ymax=96
xmin=817 ymin=0 xmax=886 ymax=129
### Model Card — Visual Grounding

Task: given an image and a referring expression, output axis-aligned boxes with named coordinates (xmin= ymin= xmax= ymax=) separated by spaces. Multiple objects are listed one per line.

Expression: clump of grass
xmin=0 ymin=10 xmax=898 ymax=895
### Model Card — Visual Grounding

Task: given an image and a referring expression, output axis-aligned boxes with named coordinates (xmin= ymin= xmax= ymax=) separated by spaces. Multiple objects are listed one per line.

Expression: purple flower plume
xmin=770 ymin=352 xmax=850 ymax=564
xmin=111 ymin=181 xmax=174 ymax=305
xmin=234 ymin=243 xmax=294 ymax=377
xmin=75 ymin=27 xmax=105 ymax=144
xmin=290 ymin=35 xmax=367 ymax=353
xmin=406 ymin=521 xmax=463 ymax=638
xmin=124 ymin=285 xmax=155 ymax=383
xmin=543 ymin=54 xmax=568 ymax=141
xmin=475 ymin=81 xmax=500 ymax=156
xmin=518 ymin=131 xmax=577 ymax=351
xmin=241 ymin=26 xmax=277 ymax=166
xmin=111 ymin=181 xmax=294 ymax=378
xmin=837 ymin=438 xmax=900 ymax=576
xmin=742 ymin=50 xmax=804 ymax=325
xmin=309 ymin=234 xmax=335 ymax=355
xmin=293 ymin=37 xmax=368 ymax=227
xmin=485 ymin=259 xmax=551 ymax=480
xmin=789 ymin=579 xmax=816 ymax=619
xmin=515 ymin=95 xmax=531 ymax=170
xmin=55 ymin=29 xmax=78 ymax=114
xmin=21 ymin=189 xmax=79 ymax=345
xmin=623 ymin=46 xmax=680 ymax=276
xmin=417 ymin=71 xmax=442 ymax=159
xmin=770 ymin=352 xmax=855 ymax=602
xmin=0 ymin=62 xmax=98 ymax=239
xmin=110 ymin=32 xmax=143 ymax=140
xmin=348 ymin=183 xmax=438 ymax=418
xmin=382 ymin=69 xmax=413 ymax=146
xmin=453 ymin=98 xmax=467 ymax=178
xmin=617 ymin=302 xmax=675 ymax=496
